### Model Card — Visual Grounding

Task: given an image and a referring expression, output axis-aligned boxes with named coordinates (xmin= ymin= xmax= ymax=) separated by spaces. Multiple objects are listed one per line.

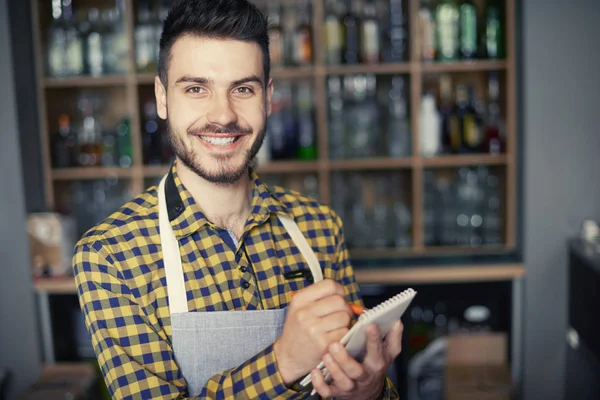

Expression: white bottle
xmin=419 ymin=93 xmax=441 ymax=157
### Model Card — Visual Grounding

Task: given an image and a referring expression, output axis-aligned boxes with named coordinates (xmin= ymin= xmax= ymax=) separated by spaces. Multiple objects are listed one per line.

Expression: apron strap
xmin=277 ymin=215 xmax=324 ymax=284
xmin=158 ymin=174 xmax=324 ymax=315
xmin=159 ymin=175 xmax=190 ymax=314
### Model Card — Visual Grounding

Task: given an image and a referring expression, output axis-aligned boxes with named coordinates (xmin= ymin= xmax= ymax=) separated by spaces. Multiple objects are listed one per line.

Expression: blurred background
xmin=0 ymin=0 xmax=599 ymax=399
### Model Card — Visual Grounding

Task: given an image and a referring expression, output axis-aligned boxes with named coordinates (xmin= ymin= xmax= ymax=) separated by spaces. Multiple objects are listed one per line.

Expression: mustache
xmin=188 ymin=123 xmax=253 ymax=136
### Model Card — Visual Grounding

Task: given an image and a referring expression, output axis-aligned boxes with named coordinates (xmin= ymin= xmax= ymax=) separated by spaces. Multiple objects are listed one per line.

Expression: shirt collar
xmin=164 ymin=161 xmax=291 ymax=238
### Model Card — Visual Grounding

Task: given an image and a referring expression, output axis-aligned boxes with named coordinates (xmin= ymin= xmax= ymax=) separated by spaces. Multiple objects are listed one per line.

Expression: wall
xmin=522 ymin=0 xmax=600 ymax=399
xmin=0 ymin=0 xmax=43 ymax=397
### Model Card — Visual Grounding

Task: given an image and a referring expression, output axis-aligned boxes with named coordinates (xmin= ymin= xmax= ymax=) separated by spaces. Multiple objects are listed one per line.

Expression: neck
xmin=176 ymin=160 xmax=252 ymax=237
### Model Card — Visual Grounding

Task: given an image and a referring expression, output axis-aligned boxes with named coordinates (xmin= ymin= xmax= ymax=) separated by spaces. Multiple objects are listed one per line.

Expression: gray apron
xmin=158 ymin=176 xmax=324 ymax=397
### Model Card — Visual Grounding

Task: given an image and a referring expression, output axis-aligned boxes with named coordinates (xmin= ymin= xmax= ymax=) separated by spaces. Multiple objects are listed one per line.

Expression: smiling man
xmin=72 ymin=0 xmax=403 ymax=399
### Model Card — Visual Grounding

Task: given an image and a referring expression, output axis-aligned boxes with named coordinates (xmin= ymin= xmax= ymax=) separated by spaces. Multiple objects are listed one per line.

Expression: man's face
xmin=155 ymin=35 xmax=272 ymax=184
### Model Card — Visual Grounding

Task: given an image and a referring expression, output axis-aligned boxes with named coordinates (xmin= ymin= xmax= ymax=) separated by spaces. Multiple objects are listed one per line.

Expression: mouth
xmin=197 ymin=135 xmax=243 ymax=146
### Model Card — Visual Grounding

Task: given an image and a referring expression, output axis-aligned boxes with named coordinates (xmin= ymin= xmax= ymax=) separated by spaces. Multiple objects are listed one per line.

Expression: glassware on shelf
xmin=387 ymin=76 xmax=411 ymax=158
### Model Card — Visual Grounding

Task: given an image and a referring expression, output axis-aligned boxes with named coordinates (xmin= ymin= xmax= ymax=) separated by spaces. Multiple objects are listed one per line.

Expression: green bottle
xmin=435 ymin=0 xmax=460 ymax=61
xmin=484 ymin=0 xmax=504 ymax=59
xmin=459 ymin=0 xmax=477 ymax=59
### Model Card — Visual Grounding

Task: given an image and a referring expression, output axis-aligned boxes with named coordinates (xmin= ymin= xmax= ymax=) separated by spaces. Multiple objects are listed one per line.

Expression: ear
xmin=265 ymin=78 xmax=274 ymax=118
xmin=155 ymin=76 xmax=168 ymax=120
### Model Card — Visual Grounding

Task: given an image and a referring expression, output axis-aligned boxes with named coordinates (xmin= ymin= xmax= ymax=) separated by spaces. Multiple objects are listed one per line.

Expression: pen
xmin=290 ymin=291 xmax=365 ymax=316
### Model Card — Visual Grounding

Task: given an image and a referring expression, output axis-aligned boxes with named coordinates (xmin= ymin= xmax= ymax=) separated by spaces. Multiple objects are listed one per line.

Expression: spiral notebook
xmin=300 ymin=288 xmax=417 ymax=390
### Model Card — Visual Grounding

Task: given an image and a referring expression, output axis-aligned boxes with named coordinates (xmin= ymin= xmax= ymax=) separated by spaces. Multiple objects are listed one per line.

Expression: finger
xmin=308 ymin=295 xmax=353 ymax=318
xmin=310 ymin=368 xmax=335 ymax=398
xmin=291 ymin=279 xmax=345 ymax=305
xmin=363 ymin=323 xmax=388 ymax=375
xmin=328 ymin=342 xmax=367 ymax=381
xmin=323 ymin=352 xmax=355 ymax=393
xmin=383 ymin=320 xmax=404 ymax=358
xmin=306 ymin=310 xmax=350 ymax=338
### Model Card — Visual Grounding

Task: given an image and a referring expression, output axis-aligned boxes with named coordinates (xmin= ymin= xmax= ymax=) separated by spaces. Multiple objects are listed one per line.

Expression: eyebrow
xmin=174 ymin=75 xmax=264 ymax=87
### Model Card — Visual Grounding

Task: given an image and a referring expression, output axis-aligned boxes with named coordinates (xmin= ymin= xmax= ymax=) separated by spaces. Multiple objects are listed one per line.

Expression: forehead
xmin=168 ymin=35 xmax=264 ymax=85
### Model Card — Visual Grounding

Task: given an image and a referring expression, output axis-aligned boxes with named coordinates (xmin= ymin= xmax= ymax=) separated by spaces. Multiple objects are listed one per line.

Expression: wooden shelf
xmin=324 ymin=63 xmax=412 ymax=75
xmin=43 ymin=75 xmax=128 ymax=88
xmin=420 ymin=245 xmax=514 ymax=255
xmin=421 ymin=60 xmax=508 ymax=73
xmin=422 ymin=154 xmax=507 ymax=168
xmin=350 ymin=247 xmax=416 ymax=259
xmin=329 ymin=157 xmax=413 ymax=171
xmin=52 ymin=167 xmax=135 ymax=180
xmin=256 ymin=160 xmax=320 ymax=174
xmin=271 ymin=66 xmax=315 ymax=79
xmin=354 ymin=263 xmax=525 ymax=284
xmin=34 ymin=263 xmax=524 ymax=294
xmin=136 ymin=73 xmax=156 ymax=85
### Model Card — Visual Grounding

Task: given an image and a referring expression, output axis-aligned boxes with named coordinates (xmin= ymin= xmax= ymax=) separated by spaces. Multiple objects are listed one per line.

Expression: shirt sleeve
xmin=74 ymin=241 xmax=309 ymax=399
xmin=330 ymin=214 xmax=401 ymax=400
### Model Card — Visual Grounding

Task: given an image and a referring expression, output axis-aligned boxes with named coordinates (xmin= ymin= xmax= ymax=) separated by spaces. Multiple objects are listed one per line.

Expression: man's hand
xmin=274 ymin=279 xmax=353 ymax=385
xmin=310 ymin=320 xmax=404 ymax=399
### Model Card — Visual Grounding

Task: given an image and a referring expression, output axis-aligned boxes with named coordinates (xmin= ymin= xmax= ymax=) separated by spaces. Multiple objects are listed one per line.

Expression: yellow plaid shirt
xmin=73 ymin=163 xmax=399 ymax=399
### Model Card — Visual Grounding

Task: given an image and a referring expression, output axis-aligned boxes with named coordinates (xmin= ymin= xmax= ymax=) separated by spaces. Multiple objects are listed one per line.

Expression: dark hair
xmin=158 ymin=0 xmax=270 ymax=87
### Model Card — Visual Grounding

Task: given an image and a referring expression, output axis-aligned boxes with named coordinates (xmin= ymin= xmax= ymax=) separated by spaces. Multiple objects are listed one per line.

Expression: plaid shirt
xmin=73 ymin=162 xmax=399 ymax=399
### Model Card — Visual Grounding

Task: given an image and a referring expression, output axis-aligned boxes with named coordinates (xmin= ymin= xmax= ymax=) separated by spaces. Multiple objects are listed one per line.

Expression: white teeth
xmin=200 ymin=136 xmax=236 ymax=146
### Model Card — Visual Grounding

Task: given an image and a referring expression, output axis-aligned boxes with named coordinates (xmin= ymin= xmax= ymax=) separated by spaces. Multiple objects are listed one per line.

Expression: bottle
xmin=459 ymin=0 xmax=477 ymax=59
xmin=142 ymin=100 xmax=161 ymax=165
xmin=327 ymin=76 xmax=345 ymax=159
xmin=435 ymin=0 xmax=459 ymax=62
xmin=293 ymin=2 xmax=312 ymax=66
xmin=342 ymin=0 xmax=360 ymax=64
xmin=47 ymin=0 xmax=67 ymax=77
xmin=460 ymin=86 xmax=483 ymax=152
xmin=387 ymin=76 xmax=411 ymax=157
xmin=154 ymin=0 xmax=170 ymax=66
xmin=386 ymin=0 xmax=407 ymax=62
xmin=296 ymin=82 xmax=317 ymax=160
xmin=268 ymin=87 xmax=286 ymax=160
xmin=136 ymin=0 xmax=155 ymax=72
xmin=438 ymin=74 xmax=453 ymax=153
xmin=360 ymin=0 xmax=380 ymax=64
xmin=323 ymin=0 xmax=343 ymax=65
xmin=102 ymin=3 xmax=128 ymax=75
xmin=267 ymin=3 xmax=284 ymax=67
xmin=51 ymin=114 xmax=78 ymax=168
xmin=419 ymin=93 xmax=441 ymax=157
xmin=484 ymin=72 xmax=504 ymax=154
xmin=418 ymin=0 xmax=436 ymax=62
xmin=62 ymin=0 xmax=84 ymax=76
xmin=116 ymin=117 xmax=132 ymax=168
xmin=77 ymin=95 xmax=103 ymax=166
xmin=85 ymin=8 xmax=105 ymax=77
xmin=484 ymin=0 xmax=504 ymax=59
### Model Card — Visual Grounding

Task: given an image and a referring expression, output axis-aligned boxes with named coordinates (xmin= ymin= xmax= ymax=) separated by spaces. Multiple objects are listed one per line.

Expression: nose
xmin=206 ymin=93 xmax=238 ymax=127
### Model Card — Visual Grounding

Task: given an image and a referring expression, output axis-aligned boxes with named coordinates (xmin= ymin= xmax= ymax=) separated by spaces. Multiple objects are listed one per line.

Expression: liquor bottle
xmin=435 ymin=0 xmax=459 ymax=62
xmin=419 ymin=93 xmax=441 ymax=157
xmin=154 ymin=0 xmax=171 ymax=66
xmin=267 ymin=3 xmax=284 ymax=67
xmin=438 ymin=74 xmax=453 ymax=153
xmin=418 ymin=0 xmax=436 ymax=62
xmin=386 ymin=0 xmax=407 ymax=62
xmin=142 ymin=100 xmax=162 ymax=165
xmin=84 ymin=8 xmax=105 ymax=77
xmin=293 ymin=2 xmax=312 ymax=66
xmin=327 ymin=76 xmax=345 ymax=159
xmin=77 ymin=96 xmax=103 ymax=166
xmin=51 ymin=114 xmax=78 ymax=168
xmin=63 ymin=2 xmax=84 ymax=77
xmin=456 ymin=85 xmax=482 ymax=152
xmin=360 ymin=0 xmax=380 ymax=64
xmin=484 ymin=72 xmax=504 ymax=154
xmin=388 ymin=76 xmax=411 ymax=157
xmin=484 ymin=0 xmax=504 ymax=59
xmin=102 ymin=1 xmax=128 ymax=75
xmin=296 ymin=82 xmax=317 ymax=160
xmin=136 ymin=0 xmax=155 ymax=72
xmin=114 ymin=117 xmax=132 ymax=168
xmin=342 ymin=0 xmax=360 ymax=64
xmin=47 ymin=0 xmax=67 ymax=77
xmin=459 ymin=0 xmax=477 ymax=59
xmin=267 ymin=87 xmax=286 ymax=160
xmin=323 ymin=0 xmax=343 ymax=65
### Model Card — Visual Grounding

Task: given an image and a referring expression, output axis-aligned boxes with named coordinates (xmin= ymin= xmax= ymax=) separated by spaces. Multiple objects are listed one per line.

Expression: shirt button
xmin=175 ymin=204 xmax=183 ymax=213
xmin=240 ymin=266 xmax=247 ymax=273
xmin=242 ymin=281 xmax=250 ymax=289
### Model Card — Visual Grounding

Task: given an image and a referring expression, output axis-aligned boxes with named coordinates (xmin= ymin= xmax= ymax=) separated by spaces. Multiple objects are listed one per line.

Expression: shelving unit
xmin=31 ymin=0 xmax=520 ymax=266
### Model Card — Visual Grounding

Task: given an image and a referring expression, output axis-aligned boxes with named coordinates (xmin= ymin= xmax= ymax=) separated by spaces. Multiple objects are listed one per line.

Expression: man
xmin=73 ymin=0 xmax=404 ymax=399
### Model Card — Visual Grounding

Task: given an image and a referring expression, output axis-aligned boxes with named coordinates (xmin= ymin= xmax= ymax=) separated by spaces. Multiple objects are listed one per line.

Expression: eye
xmin=234 ymin=86 xmax=254 ymax=96
xmin=186 ymin=86 xmax=206 ymax=94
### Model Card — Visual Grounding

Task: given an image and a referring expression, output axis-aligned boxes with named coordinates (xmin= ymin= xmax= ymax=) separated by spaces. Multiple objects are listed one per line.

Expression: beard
xmin=167 ymin=118 xmax=267 ymax=185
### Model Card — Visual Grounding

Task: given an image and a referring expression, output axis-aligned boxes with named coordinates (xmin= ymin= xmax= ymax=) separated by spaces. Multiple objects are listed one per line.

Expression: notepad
xmin=300 ymin=288 xmax=417 ymax=389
